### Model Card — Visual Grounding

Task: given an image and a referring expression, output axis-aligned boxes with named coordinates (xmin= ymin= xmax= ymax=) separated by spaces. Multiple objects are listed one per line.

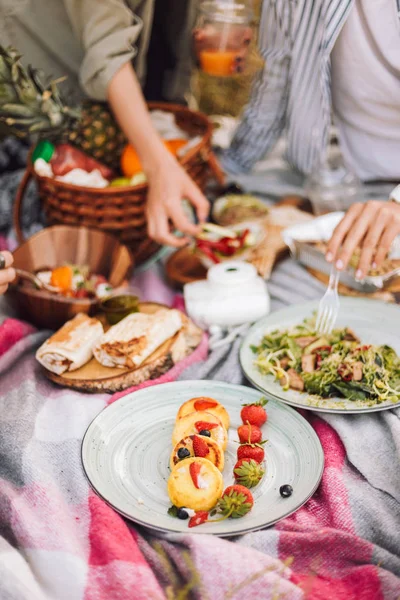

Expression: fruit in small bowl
xmin=194 ymin=222 xmax=264 ymax=269
xmin=7 ymin=226 xmax=133 ymax=329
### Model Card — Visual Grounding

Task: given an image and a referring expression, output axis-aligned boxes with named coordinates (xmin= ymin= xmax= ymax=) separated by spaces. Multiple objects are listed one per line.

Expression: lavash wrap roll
xmin=36 ymin=313 xmax=104 ymax=375
xmin=93 ymin=308 xmax=183 ymax=369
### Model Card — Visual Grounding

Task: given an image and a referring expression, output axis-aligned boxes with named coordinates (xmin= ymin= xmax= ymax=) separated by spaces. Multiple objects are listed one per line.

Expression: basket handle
xmin=201 ymin=149 xmax=226 ymax=187
xmin=13 ymin=168 xmax=33 ymax=245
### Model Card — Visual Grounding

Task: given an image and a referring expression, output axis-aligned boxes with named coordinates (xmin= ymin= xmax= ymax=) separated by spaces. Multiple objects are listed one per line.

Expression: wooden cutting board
xmin=43 ymin=302 xmax=203 ymax=393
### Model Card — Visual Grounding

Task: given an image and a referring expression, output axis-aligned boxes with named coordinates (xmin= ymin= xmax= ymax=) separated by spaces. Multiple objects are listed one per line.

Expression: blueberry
xmin=177 ymin=508 xmax=189 ymax=520
xmin=199 ymin=429 xmax=211 ymax=437
xmin=280 ymin=484 xmax=293 ymax=498
xmin=177 ymin=447 xmax=191 ymax=459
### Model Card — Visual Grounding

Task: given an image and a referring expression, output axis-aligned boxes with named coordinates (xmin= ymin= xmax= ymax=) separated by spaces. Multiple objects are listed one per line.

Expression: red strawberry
xmin=195 ymin=421 xmax=219 ymax=432
xmin=234 ymin=458 xmax=265 ymax=488
xmin=193 ymin=397 xmax=218 ymax=411
xmin=240 ymin=397 xmax=268 ymax=427
xmin=188 ymin=510 xmax=209 ymax=528
xmin=237 ymin=443 xmax=265 ymax=463
xmin=189 ymin=461 xmax=202 ymax=489
xmin=237 ymin=423 xmax=262 ymax=444
xmin=217 ymin=485 xmax=254 ymax=518
xmin=192 ymin=435 xmax=210 ymax=458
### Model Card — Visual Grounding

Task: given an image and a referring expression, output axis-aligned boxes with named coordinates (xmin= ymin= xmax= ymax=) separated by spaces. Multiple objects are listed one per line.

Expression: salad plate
xmin=241 ymin=298 xmax=400 ymax=414
xmin=82 ymin=381 xmax=324 ymax=536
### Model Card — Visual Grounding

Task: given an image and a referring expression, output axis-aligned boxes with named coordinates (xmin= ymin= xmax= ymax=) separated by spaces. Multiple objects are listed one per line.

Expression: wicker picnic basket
xmin=13 ymin=102 xmax=225 ymax=266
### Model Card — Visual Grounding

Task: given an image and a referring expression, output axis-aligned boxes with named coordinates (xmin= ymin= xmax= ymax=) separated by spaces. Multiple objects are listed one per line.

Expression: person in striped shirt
xmin=223 ymin=0 xmax=400 ymax=278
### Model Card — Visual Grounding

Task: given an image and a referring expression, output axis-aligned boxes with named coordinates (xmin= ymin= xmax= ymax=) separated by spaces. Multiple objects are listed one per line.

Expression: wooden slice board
xmin=308 ymin=268 xmax=400 ymax=304
xmin=44 ymin=302 xmax=203 ymax=393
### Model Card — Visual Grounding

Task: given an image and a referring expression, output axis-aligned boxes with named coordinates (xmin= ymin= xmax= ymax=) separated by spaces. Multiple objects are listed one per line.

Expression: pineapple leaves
xmin=0 ymin=104 xmax=36 ymax=118
xmin=0 ymin=45 xmax=124 ymax=167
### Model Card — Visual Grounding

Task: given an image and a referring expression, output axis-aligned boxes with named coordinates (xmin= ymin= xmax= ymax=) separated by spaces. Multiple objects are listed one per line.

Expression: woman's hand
xmin=0 ymin=251 xmax=16 ymax=294
xmin=145 ymin=152 xmax=209 ymax=247
xmin=326 ymin=201 xmax=400 ymax=279
xmin=107 ymin=63 xmax=210 ymax=247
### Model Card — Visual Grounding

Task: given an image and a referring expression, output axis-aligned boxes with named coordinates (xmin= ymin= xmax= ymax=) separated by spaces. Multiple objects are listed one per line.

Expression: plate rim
xmin=81 ymin=380 xmax=325 ymax=536
xmin=240 ymin=297 xmax=400 ymax=414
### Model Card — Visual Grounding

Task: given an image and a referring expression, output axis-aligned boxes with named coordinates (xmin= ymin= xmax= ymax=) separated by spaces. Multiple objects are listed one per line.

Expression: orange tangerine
xmin=120 ymin=145 xmax=143 ymax=178
xmin=120 ymin=139 xmax=188 ymax=177
xmin=50 ymin=266 xmax=73 ymax=291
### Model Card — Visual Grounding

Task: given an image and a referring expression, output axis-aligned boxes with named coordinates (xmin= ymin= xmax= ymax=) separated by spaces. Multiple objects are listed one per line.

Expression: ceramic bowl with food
xmin=7 ymin=226 xmax=134 ymax=329
xmin=194 ymin=222 xmax=264 ymax=270
xmin=212 ymin=194 xmax=269 ymax=226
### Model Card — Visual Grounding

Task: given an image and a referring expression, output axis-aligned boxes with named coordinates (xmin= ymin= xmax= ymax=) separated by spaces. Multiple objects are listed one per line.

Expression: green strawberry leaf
xmin=168 ymin=505 xmax=179 ymax=518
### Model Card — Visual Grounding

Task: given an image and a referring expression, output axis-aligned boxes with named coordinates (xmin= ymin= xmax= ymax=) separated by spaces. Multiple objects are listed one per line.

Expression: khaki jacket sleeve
xmin=63 ymin=0 xmax=143 ymax=100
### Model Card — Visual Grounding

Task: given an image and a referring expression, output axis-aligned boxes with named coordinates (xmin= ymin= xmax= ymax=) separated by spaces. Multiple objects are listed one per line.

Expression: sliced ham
xmin=301 ymin=354 xmax=316 ymax=373
xmin=281 ymin=368 xmax=305 ymax=391
xmin=279 ymin=356 xmax=291 ymax=370
xmin=295 ymin=336 xmax=318 ymax=349
xmin=352 ymin=361 xmax=363 ymax=381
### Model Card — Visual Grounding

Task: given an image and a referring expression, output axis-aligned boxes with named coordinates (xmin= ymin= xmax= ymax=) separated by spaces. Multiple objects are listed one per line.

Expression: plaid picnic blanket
xmin=1 ymin=273 xmax=400 ymax=600
xmin=1 ymin=146 xmax=400 ymax=599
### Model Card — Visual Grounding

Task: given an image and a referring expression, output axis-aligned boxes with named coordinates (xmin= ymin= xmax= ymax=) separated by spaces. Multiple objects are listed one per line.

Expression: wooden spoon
xmin=14 ymin=269 xmax=60 ymax=293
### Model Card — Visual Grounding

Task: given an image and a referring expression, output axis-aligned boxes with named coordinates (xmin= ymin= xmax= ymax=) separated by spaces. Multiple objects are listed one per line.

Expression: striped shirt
xmin=223 ymin=0 xmax=399 ymax=176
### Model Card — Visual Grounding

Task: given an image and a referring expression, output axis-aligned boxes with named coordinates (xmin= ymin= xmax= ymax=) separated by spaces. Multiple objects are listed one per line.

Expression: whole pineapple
xmin=0 ymin=45 xmax=126 ymax=169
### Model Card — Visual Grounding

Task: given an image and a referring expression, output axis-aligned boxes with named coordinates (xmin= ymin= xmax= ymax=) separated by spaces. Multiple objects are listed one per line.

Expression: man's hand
xmin=326 ymin=201 xmax=400 ymax=279
xmin=146 ymin=153 xmax=209 ymax=247
xmin=0 ymin=251 xmax=16 ymax=295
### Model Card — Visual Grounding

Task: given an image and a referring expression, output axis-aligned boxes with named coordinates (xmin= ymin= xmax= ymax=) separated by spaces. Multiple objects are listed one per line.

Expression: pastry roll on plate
xmin=36 ymin=313 xmax=104 ymax=375
xmin=93 ymin=308 xmax=182 ymax=369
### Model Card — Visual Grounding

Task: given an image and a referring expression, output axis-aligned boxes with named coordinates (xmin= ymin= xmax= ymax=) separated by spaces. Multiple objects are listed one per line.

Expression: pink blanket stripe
xmin=1 ymin=314 xmax=397 ymax=600
xmin=0 ymin=318 xmax=36 ymax=357
xmin=279 ymin=417 xmax=381 ymax=599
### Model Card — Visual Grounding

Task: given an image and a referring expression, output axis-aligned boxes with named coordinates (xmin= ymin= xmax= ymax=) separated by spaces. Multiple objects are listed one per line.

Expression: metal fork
xmin=315 ymin=266 xmax=340 ymax=335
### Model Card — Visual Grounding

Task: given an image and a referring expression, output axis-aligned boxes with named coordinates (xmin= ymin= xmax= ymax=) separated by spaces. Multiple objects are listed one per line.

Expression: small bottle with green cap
xmin=32 ymin=140 xmax=56 ymax=164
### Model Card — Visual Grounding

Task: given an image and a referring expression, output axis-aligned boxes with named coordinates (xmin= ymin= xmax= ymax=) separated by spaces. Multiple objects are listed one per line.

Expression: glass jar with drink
xmin=191 ymin=1 xmax=258 ymax=117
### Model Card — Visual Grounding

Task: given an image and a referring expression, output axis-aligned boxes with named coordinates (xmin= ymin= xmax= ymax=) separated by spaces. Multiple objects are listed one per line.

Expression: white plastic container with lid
xmin=184 ymin=260 xmax=270 ymax=329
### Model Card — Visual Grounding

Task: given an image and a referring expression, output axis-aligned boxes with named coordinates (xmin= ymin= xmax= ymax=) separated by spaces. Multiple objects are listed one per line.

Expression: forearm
xmin=107 ymin=62 xmax=171 ymax=175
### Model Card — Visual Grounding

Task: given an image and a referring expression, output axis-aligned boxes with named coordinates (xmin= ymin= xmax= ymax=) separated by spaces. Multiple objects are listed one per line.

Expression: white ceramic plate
xmin=82 ymin=381 xmax=324 ymax=536
xmin=241 ymin=298 xmax=400 ymax=414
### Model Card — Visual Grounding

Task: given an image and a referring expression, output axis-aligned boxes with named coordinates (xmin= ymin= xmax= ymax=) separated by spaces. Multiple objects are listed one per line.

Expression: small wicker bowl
xmin=6 ymin=225 xmax=134 ymax=329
